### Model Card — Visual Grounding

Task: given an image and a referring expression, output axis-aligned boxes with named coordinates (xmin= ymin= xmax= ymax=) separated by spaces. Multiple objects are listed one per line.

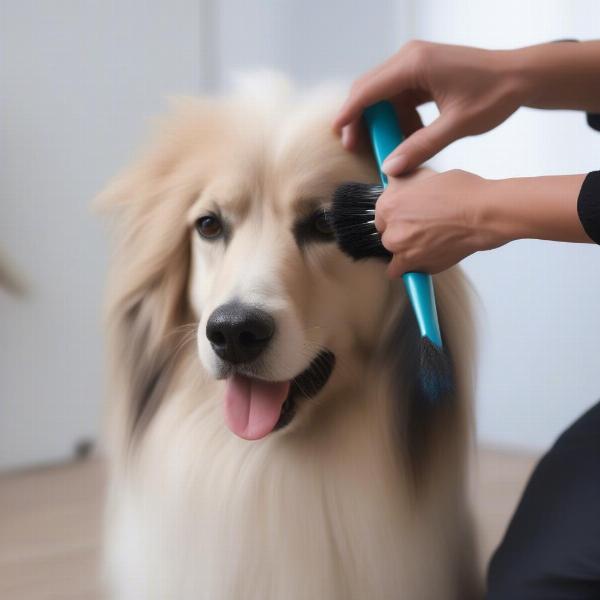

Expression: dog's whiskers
xmin=166 ymin=322 xmax=199 ymax=364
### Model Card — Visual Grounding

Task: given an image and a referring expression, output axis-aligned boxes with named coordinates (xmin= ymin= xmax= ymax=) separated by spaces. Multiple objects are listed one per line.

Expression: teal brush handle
xmin=363 ymin=101 xmax=443 ymax=348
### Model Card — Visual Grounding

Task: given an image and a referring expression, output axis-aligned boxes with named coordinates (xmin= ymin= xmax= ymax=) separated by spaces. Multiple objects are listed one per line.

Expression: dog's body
xmin=101 ymin=75 xmax=480 ymax=600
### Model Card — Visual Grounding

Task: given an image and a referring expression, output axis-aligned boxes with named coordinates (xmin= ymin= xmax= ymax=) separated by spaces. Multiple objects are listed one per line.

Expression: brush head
xmin=330 ymin=182 xmax=391 ymax=261
xmin=331 ymin=181 xmax=454 ymax=406
xmin=419 ymin=337 xmax=454 ymax=404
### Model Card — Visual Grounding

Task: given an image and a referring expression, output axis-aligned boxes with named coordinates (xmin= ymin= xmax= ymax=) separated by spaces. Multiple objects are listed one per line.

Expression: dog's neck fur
xmin=110 ymin=360 xmax=468 ymax=600
xmin=106 ymin=339 xmax=476 ymax=600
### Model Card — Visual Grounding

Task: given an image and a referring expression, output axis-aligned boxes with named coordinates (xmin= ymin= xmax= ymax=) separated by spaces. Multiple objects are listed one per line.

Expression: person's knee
xmin=486 ymin=401 xmax=600 ymax=599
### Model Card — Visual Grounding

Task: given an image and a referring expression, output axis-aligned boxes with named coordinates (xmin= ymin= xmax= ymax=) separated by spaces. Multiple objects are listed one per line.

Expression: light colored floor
xmin=0 ymin=448 xmax=539 ymax=600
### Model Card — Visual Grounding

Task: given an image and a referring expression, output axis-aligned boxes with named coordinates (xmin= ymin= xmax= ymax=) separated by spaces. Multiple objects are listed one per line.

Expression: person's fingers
xmin=332 ymin=64 xmax=417 ymax=133
xmin=374 ymin=208 xmax=385 ymax=234
xmin=340 ymin=120 xmax=362 ymax=150
xmin=374 ymin=186 xmax=397 ymax=233
xmin=386 ymin=251 xmax=432 ymax=277
xmin=333 ymin=57 xmax=399 ymax=133
xmin=341 ymin=92 xmax=424 ymax=152
xmin=382 ymin=113 xmax=460 ymax=175
xmin=333 ymin=94 xmax=370 ymax=134
xmin=386 ymin=252 xmax=409 ymax=279
xmin=333 ymin=41 xmax=434 ymax=133
xmin=394 ymin=103 xmax=424 ymax=138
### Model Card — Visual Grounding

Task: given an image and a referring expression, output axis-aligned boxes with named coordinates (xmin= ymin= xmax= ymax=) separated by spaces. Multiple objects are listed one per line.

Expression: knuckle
xmin=382 ymin=230 xmax=406 ymax=255
xmin=403 ymin=39 xmax=424 ymax=53
xmin=377 ymin=202 xmax=394 ymax=225
xmin=446 ymin=168 xmax=467 ymax=179
xmin=403 ymin=39 xmax=431 ymax=64
xmin=380 ymin=229 xmax=390 ymax=246
xmin=377 ymin=191 xmax=393 ymax=212
xmin=380 ymin=230 xmax=396 ymax=252
xmin=349 ymin=78 xmax=367 ymax=98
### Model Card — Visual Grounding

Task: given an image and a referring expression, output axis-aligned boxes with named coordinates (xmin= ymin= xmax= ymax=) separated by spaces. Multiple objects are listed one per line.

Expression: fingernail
xmin=382 ymin=155 xmax=408 ymax=175
xmin=341 ymin=127 xmax=351 ymax=149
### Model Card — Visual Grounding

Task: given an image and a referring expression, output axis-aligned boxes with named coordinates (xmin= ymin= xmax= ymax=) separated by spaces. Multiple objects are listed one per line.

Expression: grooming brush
xmin=331 ymin=101 xmax=453 ymax=403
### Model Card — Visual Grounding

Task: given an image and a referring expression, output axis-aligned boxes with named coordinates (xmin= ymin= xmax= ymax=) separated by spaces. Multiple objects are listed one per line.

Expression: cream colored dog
xmin=99 ymin=74 xmax=480 ymax=600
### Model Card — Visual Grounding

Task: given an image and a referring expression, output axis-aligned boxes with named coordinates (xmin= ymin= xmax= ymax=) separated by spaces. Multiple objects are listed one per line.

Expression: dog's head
xmin=100 ymin=75 xmax=408 ymax=444
xmin=188 ymin=86 xmax=399 ymax=440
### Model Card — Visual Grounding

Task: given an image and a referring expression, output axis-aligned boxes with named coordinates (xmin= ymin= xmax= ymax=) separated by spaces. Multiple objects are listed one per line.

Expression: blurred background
xmin=2 ymin=0 xmax=599 ymax=471
xmin=1 ymin=1 xmax=599 ymax=596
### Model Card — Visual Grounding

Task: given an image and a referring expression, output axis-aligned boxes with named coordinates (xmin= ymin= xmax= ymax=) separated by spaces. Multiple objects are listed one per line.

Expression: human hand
xmin=333 ymin=41 xmax=524 ymax=175
xmin=374 ymin=169 xmax=496 ymax=276
xmin=374 ymin=169 xmax=591 ymax=276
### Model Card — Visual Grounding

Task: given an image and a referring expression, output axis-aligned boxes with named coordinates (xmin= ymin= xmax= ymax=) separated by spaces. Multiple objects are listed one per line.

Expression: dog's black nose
xmin=206 ymin=302 xmax=275 ymax=364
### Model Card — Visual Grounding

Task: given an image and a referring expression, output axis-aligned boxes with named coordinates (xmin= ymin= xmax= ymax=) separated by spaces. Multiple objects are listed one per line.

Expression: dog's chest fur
xmin=106 ymin=383 xmax=470 ymax=600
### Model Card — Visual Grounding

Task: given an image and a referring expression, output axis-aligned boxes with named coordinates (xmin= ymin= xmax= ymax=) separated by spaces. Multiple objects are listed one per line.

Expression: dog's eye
xmin=293 ymin=208 xmax=335 ymax=246
xmin=312 ymin=210 xmax=334 ymax=236
xmin=195 ymin=215 xmax=223 ymax=240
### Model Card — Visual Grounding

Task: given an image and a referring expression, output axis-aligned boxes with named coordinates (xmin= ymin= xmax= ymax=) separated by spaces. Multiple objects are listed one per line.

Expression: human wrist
xmin=496 ymin=45 xmax=547 ymax=108
xmin=470 ymin=178 xmax=523 ymax=251
xmin=503 ymin=41 xmax=600 ymax=111
xmin=476 ymin=175 xmax=589 ymax=248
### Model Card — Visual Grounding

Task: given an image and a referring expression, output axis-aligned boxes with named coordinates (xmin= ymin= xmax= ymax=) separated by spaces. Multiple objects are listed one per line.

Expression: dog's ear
xmin=380 ymin=269 xmax=476 ymax=490
xmin=97 ymin=98 xmax=221 ymax=454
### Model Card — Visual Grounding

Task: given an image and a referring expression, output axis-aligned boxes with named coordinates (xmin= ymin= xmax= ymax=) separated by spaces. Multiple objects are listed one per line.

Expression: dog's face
xmin=185 ymin=87 xmax=392 ymax=440
xmin=101 ymin=79 xmax=401 ymax=443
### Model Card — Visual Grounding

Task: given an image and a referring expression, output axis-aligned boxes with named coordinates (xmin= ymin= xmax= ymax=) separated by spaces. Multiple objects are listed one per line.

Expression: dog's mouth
xmin=223 ymin=350 xmax=335 ymax=440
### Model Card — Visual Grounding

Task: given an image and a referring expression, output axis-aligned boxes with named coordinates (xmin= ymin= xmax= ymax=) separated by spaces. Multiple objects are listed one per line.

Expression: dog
xmin=99 ymin=74 xmax=480 ymax=600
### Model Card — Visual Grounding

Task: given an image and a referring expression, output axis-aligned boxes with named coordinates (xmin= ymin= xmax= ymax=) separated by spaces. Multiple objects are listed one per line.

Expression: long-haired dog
xmin=99 ymin=75 xmax=480 ymax=599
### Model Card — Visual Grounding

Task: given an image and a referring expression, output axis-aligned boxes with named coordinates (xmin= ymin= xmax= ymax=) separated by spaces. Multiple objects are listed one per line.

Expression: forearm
xmin=506 ymin=41 xmax=600 ymax=113
xmin=476 ymin=175 xmax=591 ymax=249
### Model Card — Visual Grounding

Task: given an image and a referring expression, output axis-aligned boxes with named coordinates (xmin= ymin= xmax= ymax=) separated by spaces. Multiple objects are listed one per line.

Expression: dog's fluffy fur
xmin=99 ymin=74 xmax=480 ymax=600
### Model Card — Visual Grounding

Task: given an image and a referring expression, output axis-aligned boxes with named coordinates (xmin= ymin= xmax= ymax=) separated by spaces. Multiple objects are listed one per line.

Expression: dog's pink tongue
xmin=224 ymin=375 xmax=290 ymax=440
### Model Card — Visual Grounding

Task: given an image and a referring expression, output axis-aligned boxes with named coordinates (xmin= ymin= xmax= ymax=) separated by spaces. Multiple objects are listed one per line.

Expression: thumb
xmin=382 ymin=114 xmax=459 ymax=175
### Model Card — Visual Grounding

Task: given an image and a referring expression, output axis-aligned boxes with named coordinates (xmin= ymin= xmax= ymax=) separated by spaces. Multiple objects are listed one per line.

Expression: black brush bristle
xmin=419 ymin=337 xmax=454 ymax=404
xmin=330 ymin=182 xmax=391 ymax=261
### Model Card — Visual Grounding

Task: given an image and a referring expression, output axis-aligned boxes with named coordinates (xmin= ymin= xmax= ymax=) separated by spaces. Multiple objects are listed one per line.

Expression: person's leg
xmin=487 ymin=400 xmax=600 ymax=599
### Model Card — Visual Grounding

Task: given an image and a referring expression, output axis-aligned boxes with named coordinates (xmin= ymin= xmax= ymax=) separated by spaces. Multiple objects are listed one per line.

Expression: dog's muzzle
xmin=204 ymin=302 xmax=336 ymax=440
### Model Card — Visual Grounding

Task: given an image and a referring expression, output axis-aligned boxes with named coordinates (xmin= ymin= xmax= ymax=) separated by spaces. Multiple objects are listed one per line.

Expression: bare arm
xmin=376 ymin=171 xmax=592 ymax=277
xmin=481 ymin=174 xmax=590 ymax=246
xmin=516 ymin=41 xmax=600 ymax=113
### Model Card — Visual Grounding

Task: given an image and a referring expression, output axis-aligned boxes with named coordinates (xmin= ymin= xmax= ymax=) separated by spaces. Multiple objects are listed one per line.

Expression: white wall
xmin=0 ymin=0 xmax=204 ymax=470
xmin=2 ymin=0 xmax=598 ymax=469
xmin=212 ymin=0 xmax=409 ymax=87
xmin=0 ymin=0 xmax=411 ymax=470
xmin=413 ymin=0 xmax=600 ymax=449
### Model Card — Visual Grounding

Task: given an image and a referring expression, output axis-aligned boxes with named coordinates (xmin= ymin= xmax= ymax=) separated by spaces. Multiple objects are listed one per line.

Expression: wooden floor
xmin=0 ymin=448 xmax=539 ymax=600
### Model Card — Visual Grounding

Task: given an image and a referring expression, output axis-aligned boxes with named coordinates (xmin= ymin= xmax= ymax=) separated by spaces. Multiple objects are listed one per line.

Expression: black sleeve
xmin=587 ymin=113 xmax=600 ymax=132
xmin=577 ymin=171 xmax=600 ymax=245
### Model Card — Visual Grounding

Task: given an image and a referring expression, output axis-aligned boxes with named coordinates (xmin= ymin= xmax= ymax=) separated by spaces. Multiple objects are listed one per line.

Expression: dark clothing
xmin=487 ymin=401 xmax=600 ymax=599
xmin=578 ymin=108 xmax=600 ymax=245
xmin=578 ymin=171 xmax=600 ymax=245
xmin=487 ymin=110 xmax=600 ymax=598
xmin=587 ymin=112 xmax=600 ymax=133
